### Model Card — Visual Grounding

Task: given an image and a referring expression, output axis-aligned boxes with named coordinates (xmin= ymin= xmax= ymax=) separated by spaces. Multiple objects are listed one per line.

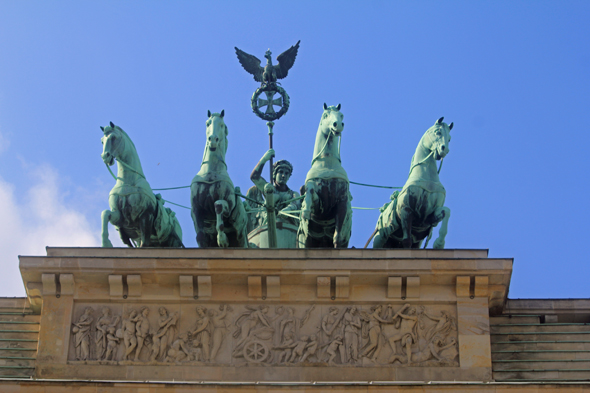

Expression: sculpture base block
xmin=248 ymin=222 xmax=298 ymax=248
xmin=19 ymin=247 xmax=512 ymax=383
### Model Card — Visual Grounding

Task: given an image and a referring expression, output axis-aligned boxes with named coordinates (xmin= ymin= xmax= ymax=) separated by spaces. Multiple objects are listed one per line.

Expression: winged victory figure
xmin=235 ymin=40 xmax=300 ymax=87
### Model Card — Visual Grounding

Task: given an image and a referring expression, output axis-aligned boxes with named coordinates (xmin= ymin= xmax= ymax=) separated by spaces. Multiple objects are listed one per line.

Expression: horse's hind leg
xmin=214 ymin=200 xmax=229 ymax=248
xmin=333 ymin=199 xmax=351 ymax=248
xmin=399 ymin=207 xmax=414 ymax=249
xmin=433 ymin=206 xmax=451 ymax=249
xmin=101 ymin=209 xmax=121 ymax=248
xmin=372 ymin=230 xmax=386 ymax=248
xmin=139 ymin=213 xmax=154 ymax=247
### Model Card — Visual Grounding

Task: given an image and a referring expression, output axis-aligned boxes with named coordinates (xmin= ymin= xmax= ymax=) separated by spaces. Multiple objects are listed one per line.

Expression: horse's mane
xmin=110 ymin=125 xmax=138 ymax=154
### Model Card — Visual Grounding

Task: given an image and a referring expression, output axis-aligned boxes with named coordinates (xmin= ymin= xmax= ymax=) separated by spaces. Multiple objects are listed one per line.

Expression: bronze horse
xmin=100 ymin=122 xmax=183 ymax=248
xmin=190 ymin=111 xmax=248 ymax=247
xmin=372 ymin=117 xmax=453 ymax=249
xmin=298 ymin=104 xmax=352 ymax=248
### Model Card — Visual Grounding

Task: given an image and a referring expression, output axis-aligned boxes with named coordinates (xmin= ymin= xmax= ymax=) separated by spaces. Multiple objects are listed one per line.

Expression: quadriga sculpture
xmin=373 ymin=117 xmax=453 ymax=249
xmin=100 ymin=122 xmax=183 ymax=248
xmin=298 ymin=104 xmax=352 ymax=248
xmin=191 ymin=111 xmax=248 ymax=247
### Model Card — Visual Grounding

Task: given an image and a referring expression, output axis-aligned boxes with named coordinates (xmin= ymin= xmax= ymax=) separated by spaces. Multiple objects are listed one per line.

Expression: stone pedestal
xmin=19 ymin=248 xmax=512 ymax=383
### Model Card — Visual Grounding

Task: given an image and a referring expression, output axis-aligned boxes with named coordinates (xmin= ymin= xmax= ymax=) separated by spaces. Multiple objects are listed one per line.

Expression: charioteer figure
xmin=245 ymin=149 xmax=301 ymax=248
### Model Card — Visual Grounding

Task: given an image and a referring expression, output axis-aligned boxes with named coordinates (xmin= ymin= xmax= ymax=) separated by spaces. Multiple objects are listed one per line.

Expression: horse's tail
xmin=364 ymin=228 xmax=378 ymax=249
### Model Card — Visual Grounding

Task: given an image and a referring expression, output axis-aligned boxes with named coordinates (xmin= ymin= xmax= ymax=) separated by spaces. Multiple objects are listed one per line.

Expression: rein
xmin=200 ymin=142 xmax=228 ymax=169
xmin=311 ymin=129 xmax=341 ymax=165
xmin=407 ymin=136 xmax=445 ymax=177
xmin=105 ymin=158 xmax=146 ymax=183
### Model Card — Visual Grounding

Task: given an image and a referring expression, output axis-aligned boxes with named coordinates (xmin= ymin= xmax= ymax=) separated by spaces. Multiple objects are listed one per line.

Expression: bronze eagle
xmin=235 ymin=40 xmax=300 ymax=86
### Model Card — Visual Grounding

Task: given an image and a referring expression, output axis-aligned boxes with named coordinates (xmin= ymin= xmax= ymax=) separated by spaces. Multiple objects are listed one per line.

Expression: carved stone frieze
xmin=68 ymin=303 xmax=458 ymax=367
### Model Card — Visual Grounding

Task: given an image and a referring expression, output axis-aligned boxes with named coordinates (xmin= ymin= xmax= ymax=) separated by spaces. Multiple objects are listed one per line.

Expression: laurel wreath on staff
xmin=251 ymin=85 xmax=290 ymax=121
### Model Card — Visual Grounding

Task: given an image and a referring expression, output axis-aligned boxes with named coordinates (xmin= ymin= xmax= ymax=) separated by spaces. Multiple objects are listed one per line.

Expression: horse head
xmin=206 ymin=110 xmax=228 ymax=156
xmin=101 ymin=121 xmax=126 ymax=166
xmin=320 ymin=103 xmax=344 ymax=136
xmin=426 ymin=117 xmax=453 ymax=160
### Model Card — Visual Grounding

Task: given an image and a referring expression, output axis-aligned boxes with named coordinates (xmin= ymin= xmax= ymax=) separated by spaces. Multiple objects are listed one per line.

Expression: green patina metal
xmin=245 ymin=148 xmax=301 ymax=248
xmin=190 ymin=111 xmax=249 ymax=248
xmin=298 ymin=104 xmax=352 ymax=248
xmin=371 ymin=117 xmax=453 ymax=249
xmin=95 ymin=42 xmax=458 ymax=251
xmin=100 ymin=122 xmax=184 ymax=248
xmin=235 ymin=41 xmax=302 ymax=248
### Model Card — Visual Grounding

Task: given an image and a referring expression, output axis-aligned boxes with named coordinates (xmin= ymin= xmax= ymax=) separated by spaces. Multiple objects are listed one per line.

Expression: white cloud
xmin=0 ymin=164 xmax=100 ymax=297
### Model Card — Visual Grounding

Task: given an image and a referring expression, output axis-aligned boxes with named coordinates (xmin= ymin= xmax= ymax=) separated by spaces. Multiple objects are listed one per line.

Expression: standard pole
xmin=267 ymin=121 xmax=275 ymax=182
xmin=264 ymin=183 xmax=278 ymax=248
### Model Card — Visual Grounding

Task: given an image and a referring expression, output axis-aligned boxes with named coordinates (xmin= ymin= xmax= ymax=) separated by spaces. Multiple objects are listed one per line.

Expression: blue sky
xmin=0 ymin=1 xmax=589 ymax=298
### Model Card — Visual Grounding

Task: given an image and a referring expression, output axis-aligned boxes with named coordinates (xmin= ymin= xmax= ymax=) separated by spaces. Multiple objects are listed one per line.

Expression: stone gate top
xmin=19 ymin=248 xmax=512 ymax=383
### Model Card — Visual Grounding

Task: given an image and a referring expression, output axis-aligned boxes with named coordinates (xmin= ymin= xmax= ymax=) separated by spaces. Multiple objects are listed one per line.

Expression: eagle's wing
xmin=275 ymin=40 xmax=300 ymax=80
xmin=235 ymin=47 xmax=263 ymax=82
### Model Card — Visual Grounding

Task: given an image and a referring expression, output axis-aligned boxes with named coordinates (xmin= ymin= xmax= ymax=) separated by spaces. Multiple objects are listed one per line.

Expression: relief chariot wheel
xmin=243 ymin=339 xmax=270 ymax=363
xmin=251 ymin=84 xmax=290 ymax=121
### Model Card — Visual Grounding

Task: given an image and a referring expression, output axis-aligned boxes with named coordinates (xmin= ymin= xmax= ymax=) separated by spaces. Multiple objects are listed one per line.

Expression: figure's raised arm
xmin=256 ymin=311 xmax=272 ymax=328
xmin=251 ymin=149 xmax=275 ymax=191
xmin=423 ymin=311 xmax=443 ymax=322
xmin=218 ymin=305 xmax=228 ymax=320
xmin=301 ymin=305 xmax=315 ymax=327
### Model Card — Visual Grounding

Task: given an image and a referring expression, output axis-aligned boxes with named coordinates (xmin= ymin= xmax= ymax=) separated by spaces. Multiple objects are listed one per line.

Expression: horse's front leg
xmin=101 ymin=209 xmax=121 ymax=248
xmin=433 ymin=206 xmax=451 ymax=249
xmin=214 ymin=200 xmax=230 ymax=248
xmin=301 ymin=185 xmax=314 ymax=220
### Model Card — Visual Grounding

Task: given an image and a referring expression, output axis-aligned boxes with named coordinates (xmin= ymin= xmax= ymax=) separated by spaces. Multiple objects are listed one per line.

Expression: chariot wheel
xmin=251 ymin=84 xmax=290 ymax=121
xmin=243 ymin=339 xmax=270 ymax=363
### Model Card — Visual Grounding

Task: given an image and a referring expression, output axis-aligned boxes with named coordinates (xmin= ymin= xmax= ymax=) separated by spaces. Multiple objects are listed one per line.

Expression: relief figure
xmin=72 ymin=307 xmax=94 ymax=361
xmin=343 ymin=306 xmax=362 ymax=363
xmin=288 ymin=335 xmax=310 ymax=363
xmin=326 ymin=334 xmax=344 ymax=365
xmin=122 ymin=309 xmax=140 ymax=361
xmin=151 ymin=307 xmax=178 ymax=361
xmin=134 ymin=307 xmax=150 ymax=362
xmin=390 ymin=335 xmax=457 ymax=365
xmin=385 ymin=304 xmax=419 ymax=365
xmin=321 ymin=306 xmax=346 ymax=362
xmin=232 ymin=305 xmax=273 ymax=358
xmin=279 ymin=306 xmax=314 ymax=345
xmin=299 ymin=334 xmax=319 ymax=363
xmin=189 ymin=306 xmax=212 ymax=361
xmin=104 ymin=326 xmax=120 ymax=361
xmin=209 ymin=305 xmax=230 ymax=361
xmin=95 ymin=307 xmax=120 ymax=361
xmin=273 ymin=332 xmax=296 ymax=363
xmin=165 ymin=333 xmax=191 ymax=363
xmin=423 ymin=310 xmax=456 ymax=341
xmin=360 ymin=305 xmax=388 ymax=362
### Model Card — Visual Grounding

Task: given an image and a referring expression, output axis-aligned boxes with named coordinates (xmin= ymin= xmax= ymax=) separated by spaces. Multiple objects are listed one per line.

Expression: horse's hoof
xmin=217 ymin=232 xmax=229 ymax=248
xmin=433 ymin=238 xmax=445 ymax=249
xmin=102 ymin=239 xmax=114 ymax=248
